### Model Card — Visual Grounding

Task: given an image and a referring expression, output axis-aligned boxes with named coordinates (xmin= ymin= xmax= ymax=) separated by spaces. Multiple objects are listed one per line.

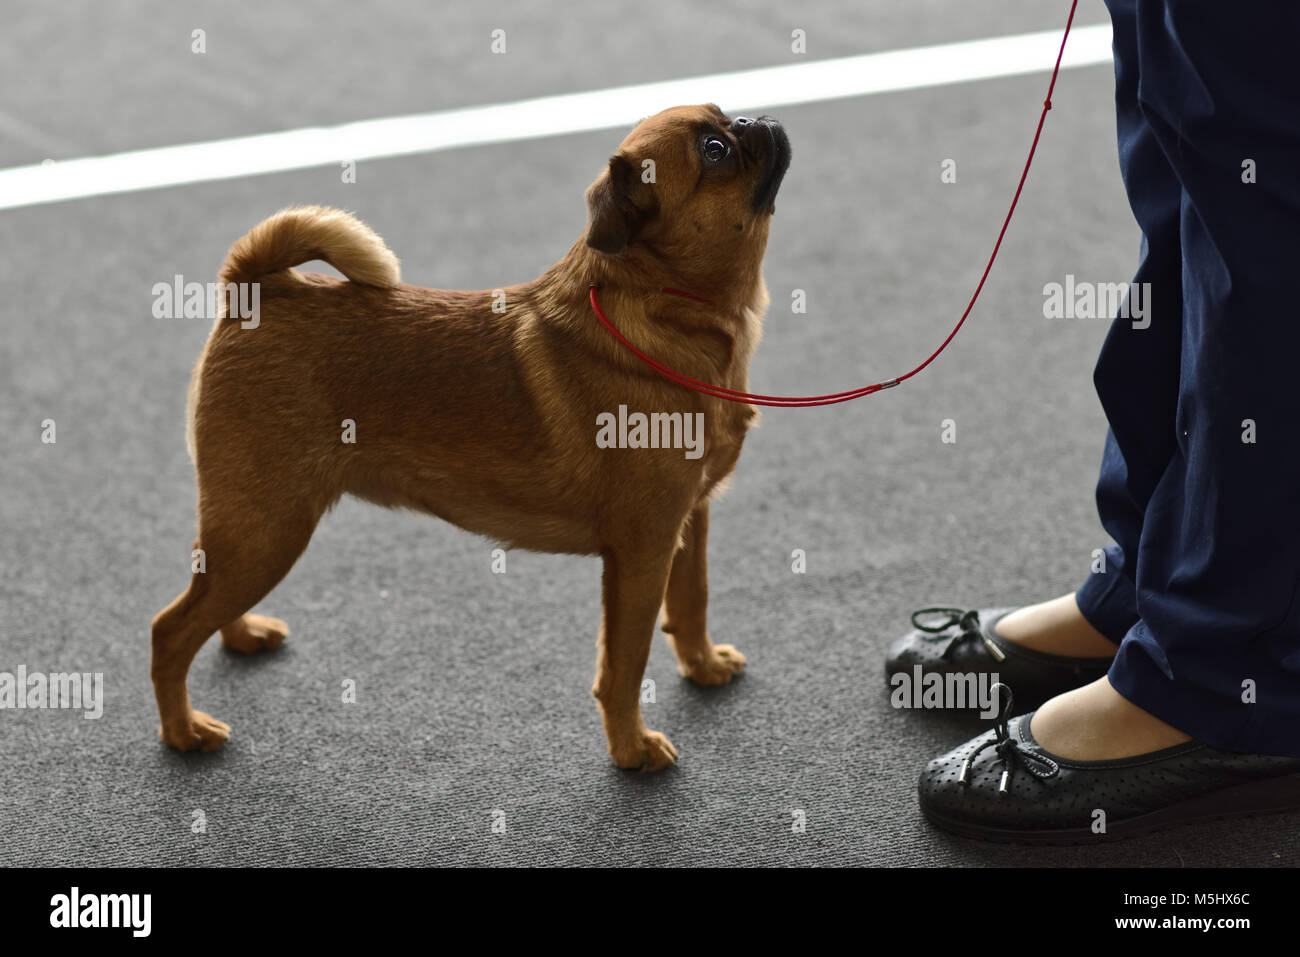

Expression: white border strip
xmin=0 ymin=23 xmax=1110 ymax=211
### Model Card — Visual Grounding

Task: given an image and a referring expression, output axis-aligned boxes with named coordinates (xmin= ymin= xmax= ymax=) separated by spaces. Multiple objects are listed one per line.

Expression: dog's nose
xmin=731 ymin=116 xmax=753 ymax=133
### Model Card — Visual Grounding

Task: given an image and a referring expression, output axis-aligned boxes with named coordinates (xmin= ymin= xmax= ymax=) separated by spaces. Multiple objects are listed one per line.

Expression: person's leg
xmin=1038 ymin=0 xmax=1300 ymax=759
xmin=917 ymin=2 xmax=1300 ymax=838
xmin=998 ymin=0 xmax=1182 ymax=657
xmin=1111 ymin=0 xmax=1300 ymax=756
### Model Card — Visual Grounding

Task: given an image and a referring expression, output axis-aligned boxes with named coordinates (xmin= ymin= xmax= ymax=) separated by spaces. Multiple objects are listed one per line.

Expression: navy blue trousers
xmin=1074 ymin=1 xmax=1300 ymax=757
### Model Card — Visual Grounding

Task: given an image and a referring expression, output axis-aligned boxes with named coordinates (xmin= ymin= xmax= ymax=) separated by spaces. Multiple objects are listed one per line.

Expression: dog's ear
xmin=584 ymin=154 xmax=656 ymax=256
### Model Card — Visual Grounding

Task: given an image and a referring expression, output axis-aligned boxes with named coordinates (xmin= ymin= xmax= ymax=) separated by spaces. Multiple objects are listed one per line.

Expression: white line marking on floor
xmin=0 ymin=23 xmax=1111 ymax=211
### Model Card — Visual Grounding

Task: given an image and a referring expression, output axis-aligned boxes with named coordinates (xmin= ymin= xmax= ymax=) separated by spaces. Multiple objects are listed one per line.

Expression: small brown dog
xmin=151 ymin=103 xmax=791 ymax=770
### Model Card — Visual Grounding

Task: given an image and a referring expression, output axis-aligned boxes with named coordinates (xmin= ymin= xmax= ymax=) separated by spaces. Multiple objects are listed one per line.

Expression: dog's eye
xmin=702 ymin=137 xmax=730 ymax=162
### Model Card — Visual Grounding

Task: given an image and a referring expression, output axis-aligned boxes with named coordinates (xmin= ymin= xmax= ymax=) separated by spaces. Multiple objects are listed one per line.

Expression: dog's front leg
xmin=661 ymin=502 xmax=747 ymax=685
xmin=593 ymin=543 xmax=679 ymax=771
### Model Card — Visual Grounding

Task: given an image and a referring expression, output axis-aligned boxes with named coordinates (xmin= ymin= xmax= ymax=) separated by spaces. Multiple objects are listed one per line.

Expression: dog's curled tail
xmin=218 ymin=205 xmax=401 ymax=288
xmin=188 ymin=207 xmax=399 ymax=462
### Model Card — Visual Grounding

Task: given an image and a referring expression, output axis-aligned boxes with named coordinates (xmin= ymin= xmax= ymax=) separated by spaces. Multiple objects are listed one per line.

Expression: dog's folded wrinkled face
xmin=584 ymin=103 xmax=792 ymax=260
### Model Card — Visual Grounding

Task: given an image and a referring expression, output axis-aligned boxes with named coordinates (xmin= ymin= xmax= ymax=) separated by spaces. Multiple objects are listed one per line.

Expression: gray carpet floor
xmin=2 ymin=0 xmax=1295 ymax=866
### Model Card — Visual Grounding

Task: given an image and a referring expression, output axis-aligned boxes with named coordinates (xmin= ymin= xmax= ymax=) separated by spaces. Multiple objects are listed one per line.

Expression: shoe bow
xmin=910 ymin=607 xmax=1006 ymax=662
xmin=958 ymin=683 xmax=1060 ymax=793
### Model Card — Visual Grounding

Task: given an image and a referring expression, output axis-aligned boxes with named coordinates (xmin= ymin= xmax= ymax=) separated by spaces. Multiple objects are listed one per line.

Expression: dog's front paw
xmin=610 ymin=729 xmax=679 ymax=772
xmin=159 ymin=710 xmax=230 ymax=752
xmin=680 ymin=643 xmax=747 ymax=686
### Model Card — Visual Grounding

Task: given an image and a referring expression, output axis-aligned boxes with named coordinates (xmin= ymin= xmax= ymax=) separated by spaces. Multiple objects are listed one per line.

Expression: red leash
xmin=590 ymin=0 xmax=1079 ymax=408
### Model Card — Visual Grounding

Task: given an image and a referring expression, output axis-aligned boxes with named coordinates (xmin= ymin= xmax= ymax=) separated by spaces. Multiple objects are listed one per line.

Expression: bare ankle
xmin=995 ymin=594 xmax=1118 ymax=657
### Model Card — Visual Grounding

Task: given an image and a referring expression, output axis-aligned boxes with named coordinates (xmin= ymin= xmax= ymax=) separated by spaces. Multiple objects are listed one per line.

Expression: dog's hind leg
xmin=150 ymin=499 xmax=321 ymax=751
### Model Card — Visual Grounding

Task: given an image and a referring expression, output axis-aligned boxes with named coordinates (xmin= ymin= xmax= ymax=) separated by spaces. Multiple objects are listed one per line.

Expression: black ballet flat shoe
xmin=885 ymin=607 xmax=1112 ymax=713
xmin=917 ymin=690 xmax=1300 ymax=844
